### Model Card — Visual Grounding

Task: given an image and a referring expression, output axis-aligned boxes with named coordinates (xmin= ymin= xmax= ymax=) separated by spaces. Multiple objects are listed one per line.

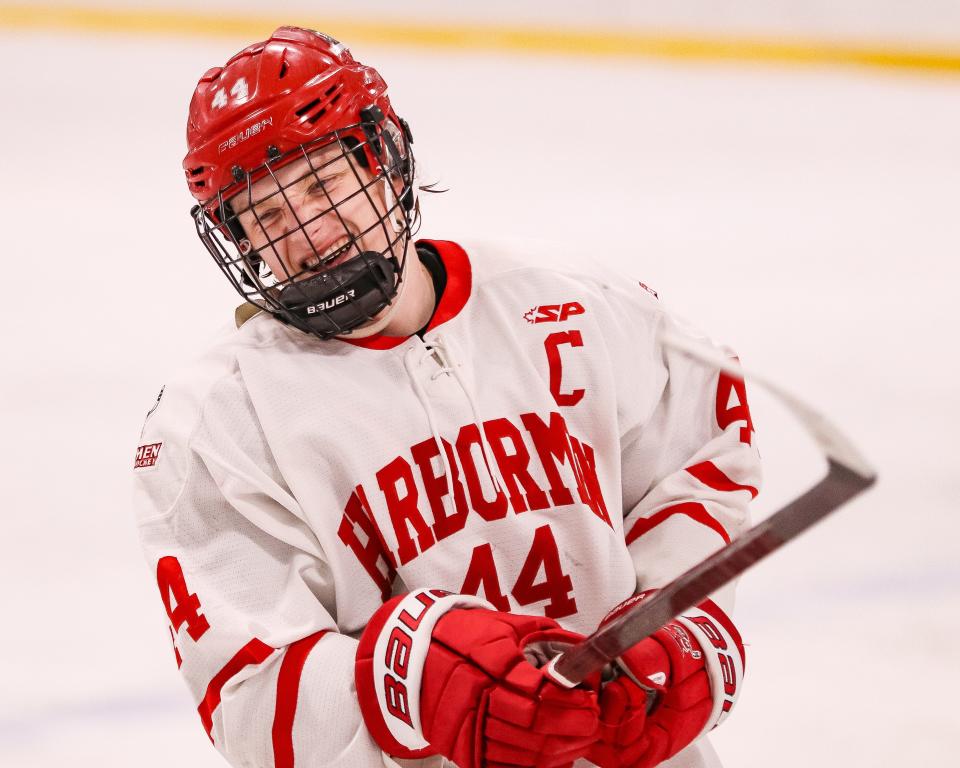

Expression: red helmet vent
xmin=294 ymin=84 xmax=343 ymax=125
xmin=186 ymin=166 xmax=206 ymax=192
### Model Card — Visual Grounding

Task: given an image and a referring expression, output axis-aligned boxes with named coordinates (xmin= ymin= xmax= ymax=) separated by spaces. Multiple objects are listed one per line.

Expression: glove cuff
xmin=674 ymin=598 xmax=746 ymax=734
xmin=355 ymin=589 xmax=493 ymax=757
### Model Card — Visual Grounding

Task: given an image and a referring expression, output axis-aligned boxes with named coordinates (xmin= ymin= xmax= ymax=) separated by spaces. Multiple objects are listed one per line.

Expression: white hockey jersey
xmin=133 ymin=240 xmax=761 ymax=768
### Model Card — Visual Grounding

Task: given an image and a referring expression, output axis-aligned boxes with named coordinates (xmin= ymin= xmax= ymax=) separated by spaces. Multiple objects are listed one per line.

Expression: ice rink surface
xmin=1 ymin=27 xmax=958 ymax=768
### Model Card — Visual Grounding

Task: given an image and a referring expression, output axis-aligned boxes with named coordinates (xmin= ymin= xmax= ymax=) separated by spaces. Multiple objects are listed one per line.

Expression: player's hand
xmin=355 ymin=589 xmax=600 ymax=768
xmin=587 ymin=592 xmax=745 ymax=768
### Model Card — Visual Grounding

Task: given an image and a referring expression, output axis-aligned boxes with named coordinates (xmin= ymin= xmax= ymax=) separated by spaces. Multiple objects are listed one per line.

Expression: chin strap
xmin=274 ymin=250 xmax=400 ymax=338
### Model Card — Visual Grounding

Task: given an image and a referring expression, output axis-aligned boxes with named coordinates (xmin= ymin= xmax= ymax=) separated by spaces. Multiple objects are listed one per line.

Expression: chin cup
xmin=276 ymin=251 xmax=399 ymax=338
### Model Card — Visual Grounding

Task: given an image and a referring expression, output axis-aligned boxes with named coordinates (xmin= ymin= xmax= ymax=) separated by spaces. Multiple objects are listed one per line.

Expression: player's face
xmin=229 ymin=143 xmax=401 ymax=283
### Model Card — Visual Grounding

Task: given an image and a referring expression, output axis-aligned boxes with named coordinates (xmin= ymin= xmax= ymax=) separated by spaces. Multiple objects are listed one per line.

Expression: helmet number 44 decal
xmin=211 ymin=77 xmax=250 ymax=109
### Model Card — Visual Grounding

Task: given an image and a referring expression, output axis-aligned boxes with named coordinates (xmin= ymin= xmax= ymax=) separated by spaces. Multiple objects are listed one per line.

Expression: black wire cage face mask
xmin=192 ymin=115 xmax=417 ymax=340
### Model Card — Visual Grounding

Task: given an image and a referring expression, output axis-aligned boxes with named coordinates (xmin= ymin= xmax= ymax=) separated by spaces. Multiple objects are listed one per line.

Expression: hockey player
xmin=134 ymin=26 xmax=761 ymax=768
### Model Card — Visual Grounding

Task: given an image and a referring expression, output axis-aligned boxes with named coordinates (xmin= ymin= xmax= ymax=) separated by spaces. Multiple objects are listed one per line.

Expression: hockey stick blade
xmin=550 ymin=331 xmax=877 ymax=686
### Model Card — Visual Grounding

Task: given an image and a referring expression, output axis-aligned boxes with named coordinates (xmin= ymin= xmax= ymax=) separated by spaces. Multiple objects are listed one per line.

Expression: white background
xmin=1 ymin=12 xmax=958 ymax=768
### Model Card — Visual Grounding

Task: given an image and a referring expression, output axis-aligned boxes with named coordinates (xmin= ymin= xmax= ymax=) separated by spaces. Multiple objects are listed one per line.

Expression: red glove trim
xmin=355 ymin=589 xmax=493 ymax=758
xmin=675 ymin=598 xmax=745 ymax=733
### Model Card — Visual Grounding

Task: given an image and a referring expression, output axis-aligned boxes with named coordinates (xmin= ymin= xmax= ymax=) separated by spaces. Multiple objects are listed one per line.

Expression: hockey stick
xmin=550 ymin=329 xmax=878 ymax=686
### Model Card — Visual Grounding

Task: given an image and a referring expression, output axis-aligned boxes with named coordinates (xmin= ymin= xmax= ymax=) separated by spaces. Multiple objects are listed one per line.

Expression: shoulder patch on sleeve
xmin=134 ymin=441 xmax=163 ymax=471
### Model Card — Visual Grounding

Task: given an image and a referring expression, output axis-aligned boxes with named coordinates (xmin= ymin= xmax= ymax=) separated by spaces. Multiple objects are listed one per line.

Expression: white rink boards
xmin=0 ymin=29 xmax=957 ymax=768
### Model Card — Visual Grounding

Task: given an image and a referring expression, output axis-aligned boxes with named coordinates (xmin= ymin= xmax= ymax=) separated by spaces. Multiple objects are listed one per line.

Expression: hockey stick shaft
xmin=551 ymin=333 xmax=877 ymax=686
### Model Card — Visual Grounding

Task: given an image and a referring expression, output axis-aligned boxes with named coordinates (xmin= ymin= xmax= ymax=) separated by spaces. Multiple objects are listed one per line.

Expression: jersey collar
xmin=340 ymin=239 xmax=472 ymax=350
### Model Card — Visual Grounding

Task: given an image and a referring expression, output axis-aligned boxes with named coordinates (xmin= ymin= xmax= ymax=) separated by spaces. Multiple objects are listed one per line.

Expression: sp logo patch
xmin=523 ymin=302 xmax=585 ymax=324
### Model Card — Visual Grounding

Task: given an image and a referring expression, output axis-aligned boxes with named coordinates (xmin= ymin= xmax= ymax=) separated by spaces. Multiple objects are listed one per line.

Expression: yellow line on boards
xmin=2 ymin=3 xmax=960 ymax=74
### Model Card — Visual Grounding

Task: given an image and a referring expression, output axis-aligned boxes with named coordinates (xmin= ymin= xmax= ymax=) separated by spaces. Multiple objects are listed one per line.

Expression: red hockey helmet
xmin=183 ymin=27 xmax=417 ymax=339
